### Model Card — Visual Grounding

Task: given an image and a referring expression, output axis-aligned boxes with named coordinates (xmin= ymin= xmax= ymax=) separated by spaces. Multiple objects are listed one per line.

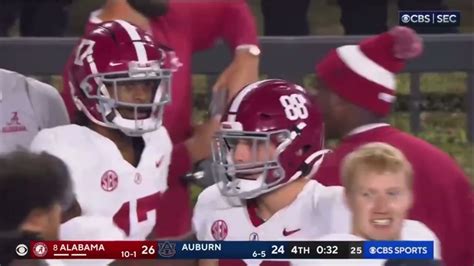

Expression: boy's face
xmin=346 ymin=170 xmax=413 ymax=240
xmin=106 ymin=79 xmax=158 ymax=119
xmin=231 ymin=138 xmax=277 ymax=180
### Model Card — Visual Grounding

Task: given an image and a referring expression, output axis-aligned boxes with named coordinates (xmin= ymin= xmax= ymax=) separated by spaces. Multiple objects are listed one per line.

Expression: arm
xmin=167 ymin=143 xmax=193 ymax=187
xmin=164 ymin=117 xmax=220 ymax=188
xmin=314 ymin=185 xmax=352 ymax=234
xmin=185 ymin=0 xmax=258 ymax=52
xmin=184 ymin=0 xmax=259 ymax=100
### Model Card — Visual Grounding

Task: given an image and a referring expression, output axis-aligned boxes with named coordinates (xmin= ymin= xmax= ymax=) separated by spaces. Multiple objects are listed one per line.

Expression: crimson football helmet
xmin=69 ymin=19 xmax=180 ymax=136
xmin=212 ymin=79 xmax=329 ymax=199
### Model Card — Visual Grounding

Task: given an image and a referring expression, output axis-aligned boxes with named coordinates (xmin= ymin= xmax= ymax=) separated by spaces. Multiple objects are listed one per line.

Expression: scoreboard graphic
xmin=12 ymin=240 xmax=434 ymax=260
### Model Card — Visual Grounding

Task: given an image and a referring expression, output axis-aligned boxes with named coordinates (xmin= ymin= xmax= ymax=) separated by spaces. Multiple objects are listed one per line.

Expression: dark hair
xmin=0 ymin=151 xmax=73 ymax=231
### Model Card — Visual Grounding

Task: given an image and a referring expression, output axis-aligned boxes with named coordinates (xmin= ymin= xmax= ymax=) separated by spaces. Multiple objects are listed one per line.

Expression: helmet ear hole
xmin=258 ymin=113 xmax=272 ymax=120
xmin=295 ymin=144 xmax=312 ymax=157
xmin=301 ymin=144 xmax=312 ymax=154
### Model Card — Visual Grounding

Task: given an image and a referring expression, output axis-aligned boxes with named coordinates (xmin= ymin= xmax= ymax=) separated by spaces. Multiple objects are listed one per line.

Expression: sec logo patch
xmin=211 ymin=219 xmax=228 ymax=240
xmin=101 ymin=170 xmax=118 ymax=192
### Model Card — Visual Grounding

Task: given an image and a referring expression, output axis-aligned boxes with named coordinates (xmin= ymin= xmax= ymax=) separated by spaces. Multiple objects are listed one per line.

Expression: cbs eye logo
xmin=15 ymin=244 xmax=29 ymax=257
xmin=401 ymin=14 xmax=411 ymax=23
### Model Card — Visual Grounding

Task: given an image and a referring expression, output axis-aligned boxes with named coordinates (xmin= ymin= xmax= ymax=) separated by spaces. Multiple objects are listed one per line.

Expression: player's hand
xmin=212 ymin=50 xmax=259 ymax=103
xmin=185 ymin=117 xmax=220 ymax=165
xmin=183 ymin=159 xmax=215 ymax=188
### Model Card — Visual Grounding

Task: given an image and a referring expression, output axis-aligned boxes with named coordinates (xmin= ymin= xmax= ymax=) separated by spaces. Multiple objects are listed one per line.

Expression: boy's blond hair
xmin=341 ymin=142 xmax=413 ymax=192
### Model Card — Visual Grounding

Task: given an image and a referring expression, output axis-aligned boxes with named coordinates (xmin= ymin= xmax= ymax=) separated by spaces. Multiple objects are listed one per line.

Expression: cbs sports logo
xmin=399 ymin=11 xmax=460 ymax=27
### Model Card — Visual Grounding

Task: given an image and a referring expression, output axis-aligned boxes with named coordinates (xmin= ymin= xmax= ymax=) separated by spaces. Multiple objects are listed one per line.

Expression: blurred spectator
xmin=337 ymin=0 xmax=457 ymax=35
xmin=313 ymin=26 xmax=473 ymax=266
xmin=261 ymin=0 xmax=311 ymax=36
xmin=0 ymin=151 xmax=73 ymax=265
xmin=62 ymin=0 xmax=259 ymax=240
xmin=0 ymin=0 xmax=73 ymax=36
xmin=0 ymin=68 xmax=69 ymax=154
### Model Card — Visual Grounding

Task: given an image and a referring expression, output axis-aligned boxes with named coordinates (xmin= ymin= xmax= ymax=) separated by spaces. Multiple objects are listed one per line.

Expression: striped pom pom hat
xmin=315 ymin=26 xmax=423 ymax=116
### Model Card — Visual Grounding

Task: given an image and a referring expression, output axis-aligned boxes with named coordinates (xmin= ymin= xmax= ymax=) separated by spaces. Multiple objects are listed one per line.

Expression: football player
xmin=193 ymin=79 xmax=351 ymax=266
xmin=30 ymin=19 xmax=179 ymax=258
xmin=291 ymin=142 xmax=441 ymax=266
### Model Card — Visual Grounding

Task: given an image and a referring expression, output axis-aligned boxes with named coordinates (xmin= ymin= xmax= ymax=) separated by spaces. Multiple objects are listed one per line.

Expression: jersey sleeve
xmin=30 ymin=127 xmax=73 ymax=164
xmin=30 ymin=128 xmax=60 ymax=154
xmin=192 ymin=189 xmax=210 ymax=241
xmin=29 ymin=126 xmax=89 ymax=212
xmin=192 ymin=184 xmax=224 ymax=241
xmin=432 ymin=230 xmax=442 ymax=260
xmin=313 ymin=185 xmax=352 ymax=235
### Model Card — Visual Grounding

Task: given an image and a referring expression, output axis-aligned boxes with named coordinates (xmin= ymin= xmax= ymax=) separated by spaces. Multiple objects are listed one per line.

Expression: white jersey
xmin=291 ymin=220 xmax=441 ymax=266
xmin=30 ymin=124 xmax=172 ymax=240
xmin=192 ymin=180 xmax=351 ymax=266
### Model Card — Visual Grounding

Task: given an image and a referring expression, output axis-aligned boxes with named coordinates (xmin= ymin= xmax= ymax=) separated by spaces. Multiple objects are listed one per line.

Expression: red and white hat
xmin=316 ymin=26 xmax=423 ymax=116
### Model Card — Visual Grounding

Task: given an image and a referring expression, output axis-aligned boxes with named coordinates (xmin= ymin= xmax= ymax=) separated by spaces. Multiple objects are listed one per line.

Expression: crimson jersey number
xmin=113 ymin=191 xmax=161 ymax=236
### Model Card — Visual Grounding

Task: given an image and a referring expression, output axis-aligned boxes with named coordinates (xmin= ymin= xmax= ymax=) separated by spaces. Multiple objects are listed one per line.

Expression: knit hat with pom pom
xmin=315 ymin=26 xmax=423 ymax=116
